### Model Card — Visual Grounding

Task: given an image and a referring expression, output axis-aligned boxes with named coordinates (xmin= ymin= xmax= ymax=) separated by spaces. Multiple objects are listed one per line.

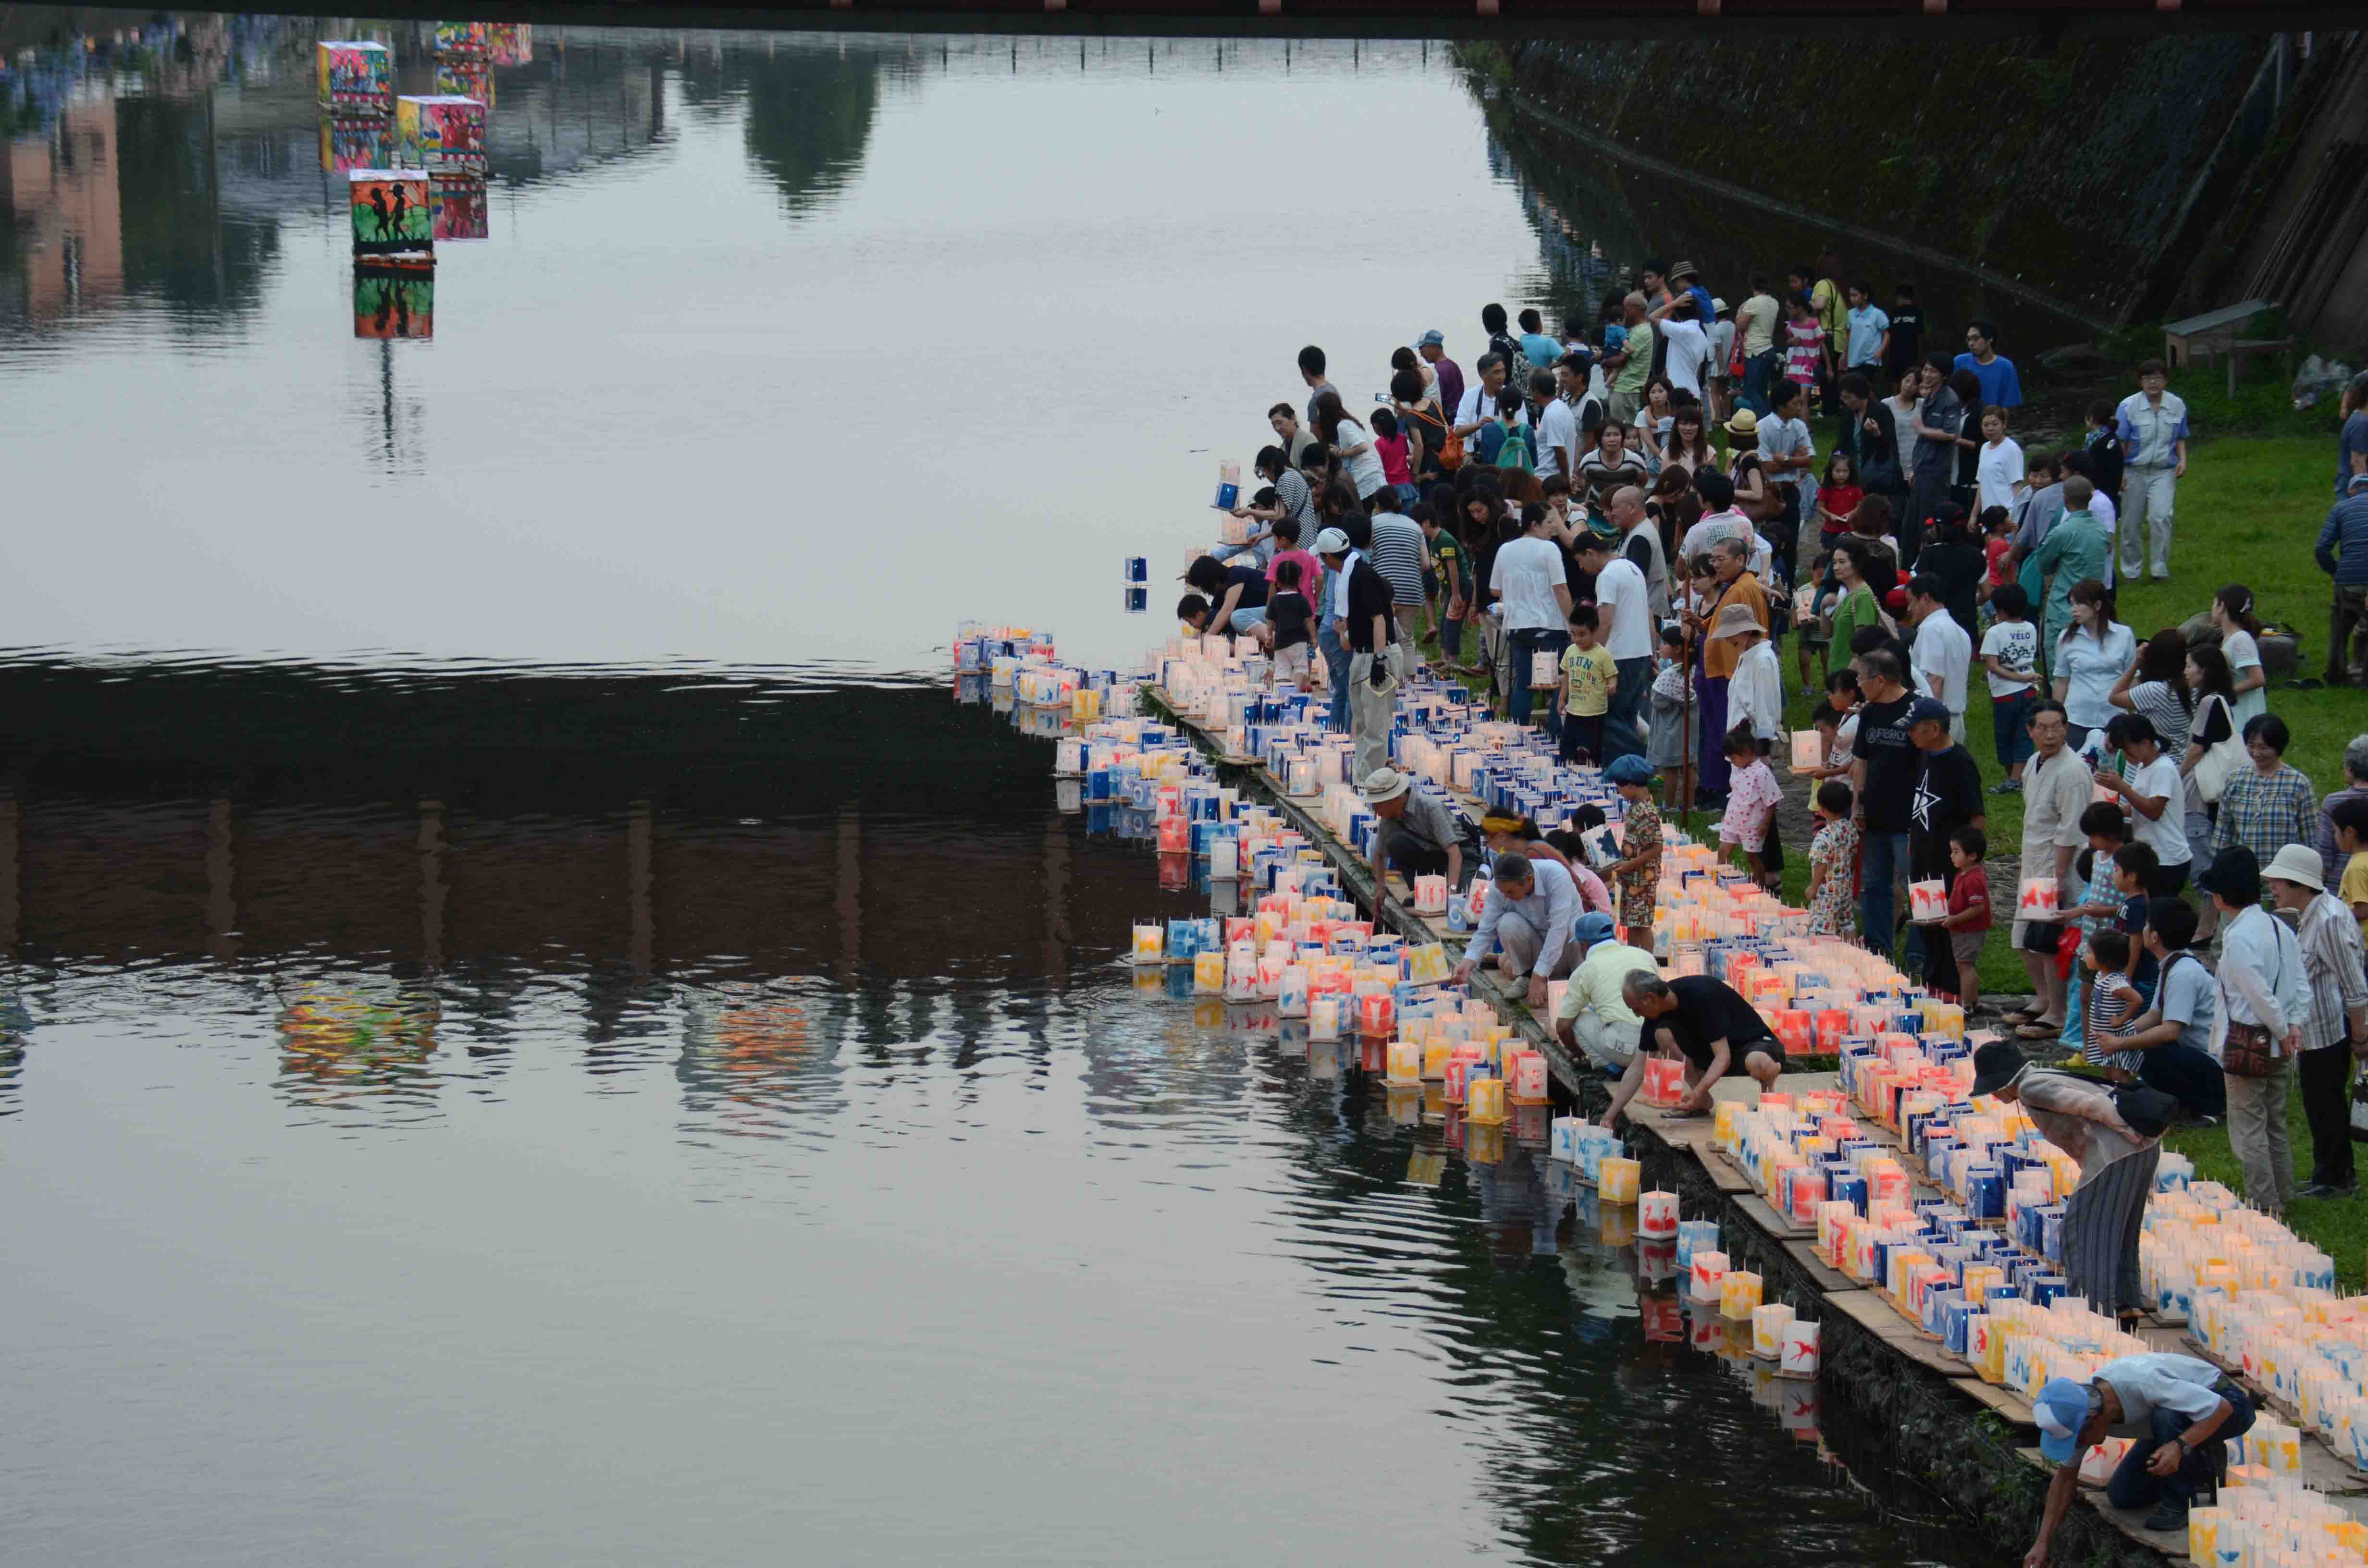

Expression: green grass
xmin=2163 ymin=1079 xmax=2368 ymax=1291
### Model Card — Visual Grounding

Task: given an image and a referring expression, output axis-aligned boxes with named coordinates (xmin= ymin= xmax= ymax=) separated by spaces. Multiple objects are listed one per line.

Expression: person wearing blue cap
xmin=1553 ymin=911 xmax=1657 ymax=1074
xmin=2025 ymin=1352 xmax=2252 ymax=1555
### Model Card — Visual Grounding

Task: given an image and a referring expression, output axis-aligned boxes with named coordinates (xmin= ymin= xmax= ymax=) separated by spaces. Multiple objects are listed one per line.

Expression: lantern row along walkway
xmin=1138 ymin=681 xmax=2368 ymax=1568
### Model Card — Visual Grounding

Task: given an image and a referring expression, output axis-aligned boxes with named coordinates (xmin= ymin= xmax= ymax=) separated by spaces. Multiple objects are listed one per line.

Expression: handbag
xmin=2223 ymin=1020 xmax=2279 ymax=1079
xmin=2350 ymin=1070 xmax=2368 ymax=1138
xmin=2190 ymin=694 xmax=2246 ymax=806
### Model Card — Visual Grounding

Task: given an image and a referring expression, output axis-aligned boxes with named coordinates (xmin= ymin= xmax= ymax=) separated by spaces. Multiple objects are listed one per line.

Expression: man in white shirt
xmin=1532 ymin=367 xmax=1579 ymax=483
xmin=1592 ymin=525 xmax=1652 ymax=763
xmin=1452 ymin=352 xmax=1529 ymax=442
xmin=1490 ymin=505 xmax=1573 ymax=734
xmin=1735 ymin=276 xmax=1784 ymax=415
xmin=1659 ymin=300 xmax=1712 ymax=400
xmin=2202 ymin=847 xmax=2310 ymax=1215
xmin=2115 ymin=359 xmax=2189 ymax=582
xmin=1682 ymin=469 xmax=1771 ymax=581
xmin=1557 ymin=353 xmax=1605 ymax=463
xmin=1905 ymin=574 xmax=1972 ymax=742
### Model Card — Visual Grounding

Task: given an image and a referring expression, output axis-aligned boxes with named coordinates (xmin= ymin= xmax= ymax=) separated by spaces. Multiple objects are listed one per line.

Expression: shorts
xmin=1229 ymin=605 xmax=1269 ymax=634
xmin=1950 ymin=928 xmax=1987 ymax=972
xmin=1274 ymin=642 xmax=1311 ymax=683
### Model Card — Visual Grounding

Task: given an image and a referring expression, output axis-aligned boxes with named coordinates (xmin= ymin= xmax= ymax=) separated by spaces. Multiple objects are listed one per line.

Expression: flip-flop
xmin=2014 ymin=1023 xmax=2058 ymax=1041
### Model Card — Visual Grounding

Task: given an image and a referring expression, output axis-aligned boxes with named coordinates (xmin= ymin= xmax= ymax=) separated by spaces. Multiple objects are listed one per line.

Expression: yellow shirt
xmin=1561 ymin=642 xmax=1616 ymax=716
xmin=2342 ymin=850 xmax=2368 ymax=948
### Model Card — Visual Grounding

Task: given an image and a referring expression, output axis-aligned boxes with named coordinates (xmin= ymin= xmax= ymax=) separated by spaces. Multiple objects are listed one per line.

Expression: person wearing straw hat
xmin=2024 ymin=1351 xmax=2253 ymax=1552
xmin=1361 ymin=766 xmax=1469 ymax=906
xmin=2263 ymin=843 xmax=2368 ymax=1199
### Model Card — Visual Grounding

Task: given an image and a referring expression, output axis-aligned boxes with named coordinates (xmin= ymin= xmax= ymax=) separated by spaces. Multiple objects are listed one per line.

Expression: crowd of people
xmin=1184 ymin=263 xmax=2368 ymax=1224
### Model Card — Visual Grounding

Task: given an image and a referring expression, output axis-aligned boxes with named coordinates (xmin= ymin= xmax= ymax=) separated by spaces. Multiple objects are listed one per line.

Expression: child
xmin=1264 ymin=516 xmax=1322 ymax=620
xmin=1978 ymin=583 xmax=2040 ymax=788
xmin=1718 ymin=725 xmax=1784 ymax=893
xmin=1419 ymin=505 xmax=1470 ymax=665
xmin=1647 ymin=622 xmax=1697 ymax=810
xmin=1603 ymin=754 xmax=1663 ymax=954
xmin=2061 ymin=803 xmax=2130 ymax=1051
xmin=1557 ymin=604 xmax=1616 ymax=764
xmin=2080 ymin=928 xmax=2145 ymax=1078
xmin=1492 ymin=391 xmax=1533 ymax=474
xmin=1941 ymin=825 xmax=1991 ymax=1013
xmin=1802 ymin=701 xmax=1852 ymax=783
xmin=2110 ymin=841 xmax=2160 ymax=1004
xmin=1812 ymin=452 xmax=1863 ymax=552
xmin=1974 ymin=407 xmax=2025 ymax=514
xmin=1797 ymin=551 xmax=1838 ymax=690
xmin=1783 ymin=296 xmax=1826 ymax=411
xmin=1805 ymin=779 xmax=1860 ymax=938
xmin=1371 ymin=407 xmax=1415 ymax=505
xmin=2082 ymin=398 xmax=2125 ymax=505
xmin=1976 ymin=506 xmax=2014 ymax=611
xmin=1267 ymin=558 xmax=1314 ymax=692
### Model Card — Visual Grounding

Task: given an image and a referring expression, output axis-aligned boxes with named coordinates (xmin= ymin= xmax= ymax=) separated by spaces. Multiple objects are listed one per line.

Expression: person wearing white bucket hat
xmin=2264 ymin=843 xmax=2368 ymax=1199
xmin=1361 ymin=766 xmax=1468 ymax=903
xmin=1317 ymin=524 xmax=1401 ymax=784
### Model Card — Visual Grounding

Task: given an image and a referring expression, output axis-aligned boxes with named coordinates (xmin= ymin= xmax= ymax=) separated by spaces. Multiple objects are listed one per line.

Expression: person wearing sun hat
xmin=1971 ymin=1040 xmax=2166 ymax=1325
xmin=1361 ymin=766 xmax=1469 ymax=905
xmin=2024 ymin=1352 xmax=2253 ymax=1553
xmin=2263 ymin=842 xmax=2368 ymax=1199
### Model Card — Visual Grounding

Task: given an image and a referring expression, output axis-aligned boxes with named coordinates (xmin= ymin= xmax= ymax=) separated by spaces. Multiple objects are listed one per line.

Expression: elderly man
xmin=2008 ymin=699 xmax=2091 ymax=1040
xmin=1451 ymin=352 xmax=1526 ymax=446
xmin=2025 ymin=1352 xmax=2253 ymax=1551
xmin=2115 ymin=359 xmax=2188 ymax=582
xmin=1600 ymin=972 xmax=1783 ymax=1127
xmin=1552 ymin=912 xmax=1656 ymax=1073
xmin=1361 ymin=767 xmax=1467 ymax=903
xmin=1609 ymin=483 xmax=1668 ymax=620
xmin=1693 ymin=535 xmax=1770 ymax=803
xmin=1450 ymin=851 xmax=1579 ymax=1011
xmin=2313 ymin=734 xmax=2368 ymax=875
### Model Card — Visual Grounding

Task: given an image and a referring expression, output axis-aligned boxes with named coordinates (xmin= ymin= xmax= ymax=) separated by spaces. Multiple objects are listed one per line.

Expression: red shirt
xmin=1815 ymin=484 xmax=1863 ymax=531
xmin=1949 ymin=867 xmax=1992 ymax=931
xmin=1374 ymin=432 xmax=1412 ymax=486
xmin=1985 ymin=537 xmax=2013 ymax=586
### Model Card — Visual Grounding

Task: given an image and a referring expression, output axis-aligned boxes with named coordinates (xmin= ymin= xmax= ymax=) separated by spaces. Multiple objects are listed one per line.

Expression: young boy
xmin=1418 ymin=504 xmax=1470 ymax=664
xmin=1941 ymin=825 xmax=1991 ymax=1012
xmin=1603 ymin=754 xmax=1663 ymax=954
xmin=2080 ymin=928 xmax=2145 ymax=1078
xmin=1267 ymin=558 xmax=1315 ymax=693
xmin=2110 ymin=841 xmax=2160 ymax=1004
xmin=1979 ymin=583 xmax=2040 ymax=790
xmin=1557 ymin=604 xmax=1616 ymax=764
xmin=1718 ymin=724 xmax=1783 ymax=894
xmin=1798 ymin=549 xmax=1837 ymax=690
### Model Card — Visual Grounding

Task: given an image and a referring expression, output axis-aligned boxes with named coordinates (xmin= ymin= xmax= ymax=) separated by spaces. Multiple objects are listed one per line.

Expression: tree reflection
xmin=676 ymin=42 xmax=884 ymax=217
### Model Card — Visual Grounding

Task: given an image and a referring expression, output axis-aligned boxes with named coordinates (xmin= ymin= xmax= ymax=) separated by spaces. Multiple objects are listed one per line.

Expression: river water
xmin=2 ymin=18 xmax=2012 ymax=1564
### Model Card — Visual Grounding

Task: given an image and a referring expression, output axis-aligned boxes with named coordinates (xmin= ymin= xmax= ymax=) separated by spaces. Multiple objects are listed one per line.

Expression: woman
xmin=2213 ymin=584 xmax=2269 ymax=730
xmin=2108 ymin=627 xmax=2193 ymax=756
xmin=1664 ymin=402 xmax=1714 ymax=481
xmin=1824 ymin=539 xmax=1888 ymax=684
xmin=2180 ymin=645 xmax=2244 ymax=937
xmin=1480 ymin=815 xmax=1614 ymax=915
xmin=1631 ymin=377 xmax=1677 ymax=476
xmin=1312 ymin=389 xmax=1387 ymax=502
xmin=1392 ymin=344 xmax=1438 ymax=410
xmin=2052 ymin=579 xmax=2136 ymax=751
xmin=1650 ymin=466 xmax=1702 ymax=572
xmin=1393 ymin=367 xmax=1449 ymax=486
xmin=1887 ymin=366 xmax=1924 ymax=490
xmin=1726 ymin=415 xmax=1776 ymax=541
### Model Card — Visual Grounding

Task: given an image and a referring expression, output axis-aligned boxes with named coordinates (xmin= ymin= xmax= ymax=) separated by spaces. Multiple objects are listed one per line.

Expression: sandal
xmin=2014 ymin=1023 xmax=2058 ymax=1041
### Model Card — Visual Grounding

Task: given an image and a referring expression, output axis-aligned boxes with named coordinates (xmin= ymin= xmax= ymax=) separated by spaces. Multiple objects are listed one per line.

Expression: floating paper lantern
xmin=1690 ymin=1249 xmax=1728 ymax=1301
xmin=1509 ymin=1051 xmax=1550 ymax=1104
xmin=1308 ymin=995 xmax=1342 ymax=1041
xmin=1277 ymin=966 xmax=1309 ymax=1018
xmin=1467 ymin=1076 xmax=1508 ymax=1125
xmin=1599 ymin=1154 xmax=1640 ymax=1204
xmin=1194 ymin=950 xmax=1225 ymax=995
xmin=1131 ymin=923 xmax=1164 ymax=964
xmin=1751 ymin=1301 xmax=1795 ymax=1360
xmin=1779 ymin=1320 xmax=1821 ymax=1378
xmin=349 ymin=170 xmax=432 ymax=258
xmin=394 ymin=95 xmax=487 ymax=175
xmin=317 ymin=41 xmax=393 ymax=112
xmin=1386 ymin=1041 xmax=1422 ymax=1085
xmin=1721 ymin=1270 xmax=1764 ymax=1322
xmin=1639 ymin=1190 xmax=1679 ymax=1240
xmin=1357 ymin=992 xmax=1394 ymax=1039
xmin=1908 ymin=879 xmax=1949 ymax=925
xmin=1405 ymin=942 xmax=1450 ymax=986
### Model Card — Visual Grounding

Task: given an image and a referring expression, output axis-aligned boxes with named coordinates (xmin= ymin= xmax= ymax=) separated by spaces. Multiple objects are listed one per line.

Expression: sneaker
xmin=2142 ymin=1497 xmax=2188 ymax=1533
xmin=2150 ymin=569 xmax=2171 ymax=581
xmin=2297 ymin=1182 xmax=2355 ymax=1200
xmin=1989 ymin=779 xmax=2022 ymax=795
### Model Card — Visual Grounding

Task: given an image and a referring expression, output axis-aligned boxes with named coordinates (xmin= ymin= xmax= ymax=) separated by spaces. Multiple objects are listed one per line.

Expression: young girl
xmin=2213 ymin=583 xmax=2269 ymax=730
xmin=1603 ymin=755 xmax=1664 ymax=955
xmin=1370 ymin=407 xmax=1415 ymax=505
xmin=1718 ymin=724 xmax=1784 ymax=894
xmin=1980 ymin=583 xmax=2041 ymax=788
xmin=1266 ymin=557 xmax=1315 ymax=692
xmin=2080 ymin=928 xmax=2145 ymax=1078
xmin=1647 ymin=621 xmax=1697 ymax=811
xmin=1812 ymin=452 xmax=1863 ymax=551
xmin=1783 ymin=297 xmax=1827 ymax=411
xmin=1797 ymin=551 xmax=1838 ymax=689
xmin=1804 ymin=779 xmax=1859 ymax=938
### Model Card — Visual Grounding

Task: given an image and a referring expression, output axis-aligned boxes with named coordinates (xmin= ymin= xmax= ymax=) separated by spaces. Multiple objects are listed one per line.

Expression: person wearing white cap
xmin=1361 ymin=767 xmax=1466 ymax=904
xmin=2024 ymin=1351 xmax=2252 ymax=1548
xmin=2265 ymin=843 xmax=2368 ymax=1198
xmin=1317 ymin=525 xmax=1401 ymax=785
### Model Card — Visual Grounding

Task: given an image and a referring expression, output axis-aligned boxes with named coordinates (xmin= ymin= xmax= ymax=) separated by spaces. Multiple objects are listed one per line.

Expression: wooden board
xmin=1827 ymin=1290 xmax=1975 ymax=1376
xmin=1954 ymin=1377 xmax=2036 ymax=1427
xmin=1782 ymin=1237 xmax=1865 ymax=1298
xmin=2014 ymin=1448 xmax=2189 ymax=1556
xmin=1737 ymin=1193 xmax=1812 ymax=1242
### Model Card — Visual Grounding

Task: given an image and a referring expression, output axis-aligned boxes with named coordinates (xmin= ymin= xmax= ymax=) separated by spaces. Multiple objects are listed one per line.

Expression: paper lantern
xmin=1530 ymin=649 xmax=1560 ymax=686
xmin=1779 ymin=1320 xmax=1821 ymax=1378
xmin=1690 ymin=1249 xmax=1728 ymax=1302
xmin=1789 ymin=731 xmax=1822 ymax=771
xmin=1194 ymin=950 xmax=1225 ymax=994
xmin=1639 ymin=1190 xmax=1679 ymax=1240
xmin=1308 ymin=995 xmax=1342 ymax=1041
xmin=1277 ymin=966 xmax=1309 ymax=1018
xmin=393 ymin=95 xmax=487 ymax=175
xmin=317 ymin=41 xmax=392 ymax=111
xmin=1357 ymin=992 xmax=1394 ymax=1039
xmin=1405 ymin=943 xmax=1450 ymax=986
xmin=1599 ymin=1155 xmax=1640 ymax=1204
xmin=2015 ymin=877 xmax=2060 ymax=922
xmin=1908 ymin=880 xmax=1949 ymax=925
xmin=349 ymin=170 xmax=432 ymax=258
xmin=1411 ymin=875 xmax=1448 ymax=915
xmin=1131 ymin=923 xmax=1164 ymax=964
xmin=1641 ymin=1056 xmax=1686 ymax=1107
xmin=1721 ymin=1270 xmax=1764 ymax=1322
xmin=1386 ymin=1041 xmax=1422 ymax=1085
xmin=1751 ymin=1301 xmax=1795 ymax=1359
xmin=1509 ymin=1051 xmax=1550 ymax=1104
xmin=1466 ymin=1076 xmax=1508 ymax=1125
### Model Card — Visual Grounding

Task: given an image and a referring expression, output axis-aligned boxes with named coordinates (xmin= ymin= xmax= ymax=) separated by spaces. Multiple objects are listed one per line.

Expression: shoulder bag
xmin=2221 ymin=920 xmax=2293 ymax=1078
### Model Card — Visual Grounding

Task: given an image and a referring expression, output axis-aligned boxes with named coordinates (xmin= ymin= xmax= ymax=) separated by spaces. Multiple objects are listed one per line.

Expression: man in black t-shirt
xmin=1600 ymin=972 xmax=1783 ymax=1126
xmin=1883 ymin=284 xmax=1924 ymax=383
xmin=1852 ymin=649 xmax=1919 ymax=956
xmin=1906 ymin=695 xmax=1986 ymax=995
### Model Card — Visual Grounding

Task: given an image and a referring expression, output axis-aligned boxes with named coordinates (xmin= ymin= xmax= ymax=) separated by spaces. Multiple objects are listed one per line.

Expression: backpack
xmin=1497 ymin=428 xmax=1534 ymax=474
